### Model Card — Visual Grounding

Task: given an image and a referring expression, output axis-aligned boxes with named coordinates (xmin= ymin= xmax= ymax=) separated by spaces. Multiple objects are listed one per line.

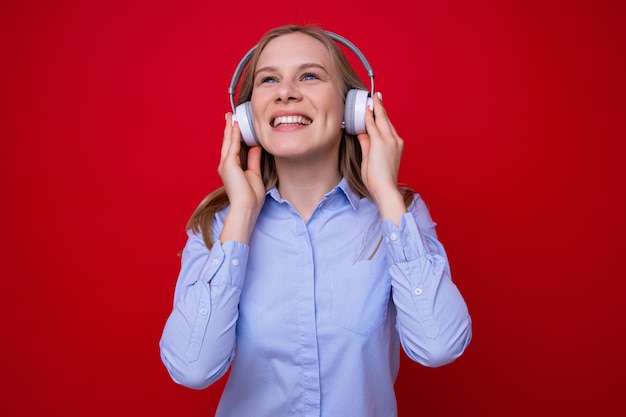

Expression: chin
xmin=266 ymin=143 xmax=311 ymax=159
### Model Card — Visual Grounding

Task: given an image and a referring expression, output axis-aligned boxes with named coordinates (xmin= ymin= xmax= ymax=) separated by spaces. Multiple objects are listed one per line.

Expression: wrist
xmin=219 ymin=207 xmax=260 ymax=244
xmin=373 ymin=188 xmax=407 ymax=226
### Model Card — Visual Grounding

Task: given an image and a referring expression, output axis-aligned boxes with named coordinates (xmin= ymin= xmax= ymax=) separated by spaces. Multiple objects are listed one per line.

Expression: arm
xmin=384 ymin=196 xmax=472 ymax=367
xmin=160 ymin=113 xmax=265 ymax=388
xmin=159 ymin=228 xmax=249 ymax=389
xmin=358 ymin=94 xmax=471 ymax=366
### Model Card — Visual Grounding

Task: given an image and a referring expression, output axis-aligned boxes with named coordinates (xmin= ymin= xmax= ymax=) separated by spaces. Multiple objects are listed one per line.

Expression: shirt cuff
xmin=382 ymin=212 xmax=430 ymax=264
xmin=201 ymin=240 xmax=249 ymax=287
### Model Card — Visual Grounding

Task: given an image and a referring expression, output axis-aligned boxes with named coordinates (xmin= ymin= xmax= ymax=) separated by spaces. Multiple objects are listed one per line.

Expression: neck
xmin=275 ymin=156 xmax=341 ymax=222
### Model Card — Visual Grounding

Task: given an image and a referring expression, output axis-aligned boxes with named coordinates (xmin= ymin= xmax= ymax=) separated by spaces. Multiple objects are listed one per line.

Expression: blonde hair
xmin=187 ymin=24 xmax=413 ymax=249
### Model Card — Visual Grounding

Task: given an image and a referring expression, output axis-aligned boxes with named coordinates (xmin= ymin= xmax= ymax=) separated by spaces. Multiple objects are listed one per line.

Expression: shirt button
xmin=414 ymin=288 xmax=423 ymax=296
xmin=199 ymin=308 xmax=208 ymax=315
xmin=211 ymin=258 xmax=219 ymax=266
xmin=390 ymin=233 xmax=398 ymax=241
xmin=231 ymin=259 xmax=239 ymax=267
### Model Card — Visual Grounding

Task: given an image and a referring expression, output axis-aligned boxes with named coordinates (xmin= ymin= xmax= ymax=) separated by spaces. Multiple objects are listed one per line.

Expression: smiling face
xmin=250 ymin=32 xmax=345 ymax=160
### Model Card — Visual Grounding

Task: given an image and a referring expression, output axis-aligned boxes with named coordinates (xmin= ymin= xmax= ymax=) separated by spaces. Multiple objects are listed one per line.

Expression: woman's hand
xmin=217 ymin=113 xmax=266 ymax=244
xmin=357 ymin=93 xmax=407 ymax=225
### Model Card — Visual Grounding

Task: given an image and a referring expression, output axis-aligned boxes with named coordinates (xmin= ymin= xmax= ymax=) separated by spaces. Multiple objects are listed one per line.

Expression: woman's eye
xmin=302 ymin=73 xmax=319 ymax=81
xmin=261 ymin=76 xmax=278 ymax=83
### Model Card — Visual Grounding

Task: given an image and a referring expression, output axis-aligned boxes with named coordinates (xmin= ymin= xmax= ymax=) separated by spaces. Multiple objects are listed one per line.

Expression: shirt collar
xmin=266 ymin=177 xmax=361 ymax=211
xmin=334 ymin=177 xmax=361 ymax=211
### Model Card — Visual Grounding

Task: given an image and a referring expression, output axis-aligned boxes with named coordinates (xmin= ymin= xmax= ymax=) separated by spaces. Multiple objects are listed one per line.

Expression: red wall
xmin=1 ymin=1 xmax=624 ymax=415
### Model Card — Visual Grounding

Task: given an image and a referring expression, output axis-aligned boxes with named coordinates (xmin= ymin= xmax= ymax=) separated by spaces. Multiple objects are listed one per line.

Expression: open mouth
xmin=272 ymin=115 xmax=313 ymax=128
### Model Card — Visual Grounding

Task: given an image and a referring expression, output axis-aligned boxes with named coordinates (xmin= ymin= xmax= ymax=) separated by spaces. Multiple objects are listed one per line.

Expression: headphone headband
xmin=228 ymin=30 xmax=375 ymax=113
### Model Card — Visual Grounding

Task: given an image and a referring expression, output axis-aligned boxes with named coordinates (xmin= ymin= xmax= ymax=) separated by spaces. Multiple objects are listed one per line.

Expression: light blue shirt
xmin=160 ymin=178 xmax=472 ymax=417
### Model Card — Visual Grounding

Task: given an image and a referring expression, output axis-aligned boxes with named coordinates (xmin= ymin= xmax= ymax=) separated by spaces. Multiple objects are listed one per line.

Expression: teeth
xmin=272 ymin=115 xmax=312 ymax=128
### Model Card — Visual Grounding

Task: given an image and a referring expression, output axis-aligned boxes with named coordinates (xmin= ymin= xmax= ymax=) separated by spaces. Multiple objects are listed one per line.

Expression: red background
xmin=1 ymin=1 xmax=624 ymax=415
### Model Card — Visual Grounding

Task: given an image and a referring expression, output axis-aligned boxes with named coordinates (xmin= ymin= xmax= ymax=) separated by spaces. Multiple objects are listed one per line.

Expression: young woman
xmin=160 ymin=24 xmax=472 ymax=417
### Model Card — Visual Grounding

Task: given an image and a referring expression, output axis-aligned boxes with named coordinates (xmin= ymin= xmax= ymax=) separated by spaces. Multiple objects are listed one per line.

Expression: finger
xmin=374 ymin=94 xmax=403 ymax=147
xmin=226 ymin=115 xmax=243 ymax=161
xmin=371 ymin=93 xmax=396 ymax=140
xmin=363 ymin=101 xmax=380 ymax=138
xmin=221 ymin=112 xmax=234 ymax=162
xmin=357 ymin=132 xmax=371 ymax=158
xmin=247 ymin=145 xmax=262 ymax=177
xmin=219 ymin=113 xmax=243 ymax=175
xmin=229 ymin=115 xmax=242 ymax=153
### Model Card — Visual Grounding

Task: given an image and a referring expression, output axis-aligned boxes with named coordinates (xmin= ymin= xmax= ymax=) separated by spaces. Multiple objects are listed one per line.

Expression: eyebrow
xmin=254 ymin=63 xmax=330 ymax=77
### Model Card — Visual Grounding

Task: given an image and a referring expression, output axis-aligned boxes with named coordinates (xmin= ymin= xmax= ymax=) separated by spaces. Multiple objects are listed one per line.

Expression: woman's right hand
xmin=217 ymin=113 xmax=265 ymax=244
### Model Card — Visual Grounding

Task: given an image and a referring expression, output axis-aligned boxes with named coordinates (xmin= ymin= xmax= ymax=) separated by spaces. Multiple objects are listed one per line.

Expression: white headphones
xmin=228 ymin=30 xmax=375 ymax=147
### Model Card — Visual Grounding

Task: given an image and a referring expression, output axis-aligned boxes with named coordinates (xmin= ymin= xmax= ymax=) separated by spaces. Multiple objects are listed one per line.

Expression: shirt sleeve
xmin=159 ymin=227 xmax=249 ymax=389
xmin=383 ymin=194 xmax=472 ymax=367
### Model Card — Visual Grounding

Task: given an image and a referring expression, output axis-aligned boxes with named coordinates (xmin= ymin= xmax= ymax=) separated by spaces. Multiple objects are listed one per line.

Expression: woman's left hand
xmin=357 ymin=93 xmax=407 ymax=224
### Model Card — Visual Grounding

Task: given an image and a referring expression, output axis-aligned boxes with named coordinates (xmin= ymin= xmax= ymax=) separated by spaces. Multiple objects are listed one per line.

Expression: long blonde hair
xmin=187 ymin=25 xmax=413 ymax=249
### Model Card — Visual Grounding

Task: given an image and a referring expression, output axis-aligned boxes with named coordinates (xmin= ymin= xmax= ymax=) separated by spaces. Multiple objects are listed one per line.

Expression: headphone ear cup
xmin=234 ymin=101 xmax=260 ymax=146
xmin=344 ymin=89 xmax=371 ymax=135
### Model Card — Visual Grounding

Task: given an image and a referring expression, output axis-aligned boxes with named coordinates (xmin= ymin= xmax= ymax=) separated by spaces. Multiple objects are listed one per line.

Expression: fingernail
xmin=377 ymin=92 xmax=383 ymax=101
xmin=369 ymin=98 xmax=374 ymax=111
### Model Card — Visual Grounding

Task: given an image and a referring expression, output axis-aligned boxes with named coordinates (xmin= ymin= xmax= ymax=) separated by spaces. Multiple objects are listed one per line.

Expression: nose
xmin=276 ymin=78 xmax=302 ymax=103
